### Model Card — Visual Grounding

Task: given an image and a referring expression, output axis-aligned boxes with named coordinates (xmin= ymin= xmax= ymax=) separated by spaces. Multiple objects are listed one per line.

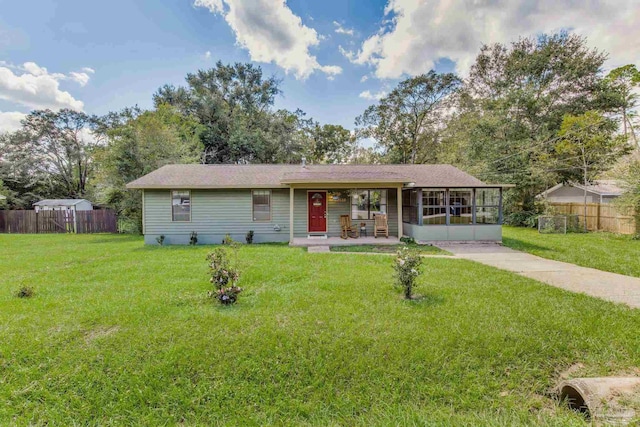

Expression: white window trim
xmin=252 ymin=190 xmax=272 ymax=222
xmin=171 ymin=190 xmax=191 ymax=222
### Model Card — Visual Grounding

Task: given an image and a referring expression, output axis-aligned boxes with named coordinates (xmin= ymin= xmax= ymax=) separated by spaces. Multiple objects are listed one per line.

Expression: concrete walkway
xmin=437 ymin=243 xmax=640 ymax=309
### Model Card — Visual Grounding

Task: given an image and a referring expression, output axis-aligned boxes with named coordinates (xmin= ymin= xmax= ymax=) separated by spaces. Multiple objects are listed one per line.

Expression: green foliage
xmin=504 ymin=210 xmax=539 ymax=228
xmin=555 ymin=111 xmax=629 ymax=181
xmin=95 ymin=105 xmax=203 ymax=233
xmin=154 ymin=63 xmax=355 ymax=165
xmin=615 ymin=159 xmax=640 ymax=237
xmin=245 ymin=230 xmax=254 ymax=244
xmin=0 ymin=111 xmax=100 ymax=207
xmin=441 ymin=33 xmax=618 ymax=215
xmin=393 ymin=247 xmax=424 ymax=299
xmin=156 ymin=235 xmax=165 ymax=246
xmin=356 ymin=71 xmax=461 ymax=164
xmin=206 ymin=247 xmax=242 ymax=305
xmin=399 ymin=236 xmax=416 ymax=244
xmin=606 ymin=64 xmax=640 ymax=148
xmin=15 ymin=286 xmax=35 ymax=298
xmin=222 ymin=234 xmax=234 ymax=245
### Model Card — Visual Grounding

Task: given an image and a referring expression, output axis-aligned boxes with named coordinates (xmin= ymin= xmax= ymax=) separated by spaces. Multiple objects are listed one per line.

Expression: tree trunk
xmin=583 ymin=165 xmax=588 ymax=233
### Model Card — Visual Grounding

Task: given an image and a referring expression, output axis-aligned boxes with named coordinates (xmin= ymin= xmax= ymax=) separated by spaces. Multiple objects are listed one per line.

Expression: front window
xmin=252 ymin=190 xmax=271 ymax=221
xmin=475 ymin=188 xmax=500 ymax=224
xmin=423 ymin=189 xmax=446 ymax=225
xmin=448 ymin=189 xmax=473 ymax=225
xmin=351 ymin=189 xmax=387 ymax=220
xmin=172 ymin=190 xmax=190 ymax=222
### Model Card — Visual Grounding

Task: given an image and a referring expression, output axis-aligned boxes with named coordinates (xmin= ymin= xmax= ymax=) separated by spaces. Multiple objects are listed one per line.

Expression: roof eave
xmin=126 ymin=184 xmax=288 ymax=190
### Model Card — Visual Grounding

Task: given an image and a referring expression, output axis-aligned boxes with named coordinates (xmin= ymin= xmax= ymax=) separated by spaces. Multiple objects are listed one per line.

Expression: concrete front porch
xmin=290 ymin=236 xmax=401 ymax=247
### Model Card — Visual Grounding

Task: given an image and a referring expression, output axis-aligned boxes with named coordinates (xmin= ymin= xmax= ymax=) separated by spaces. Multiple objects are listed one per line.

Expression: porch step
xmin=307 ymin=245 xmax=330 ymax=253
xmin=307 ymin=234 xmax=328 ymax=239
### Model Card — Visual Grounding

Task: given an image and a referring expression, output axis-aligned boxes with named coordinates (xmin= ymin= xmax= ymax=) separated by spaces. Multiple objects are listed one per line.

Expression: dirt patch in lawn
xmin=84 ymin=326 xmax=120 ymax=343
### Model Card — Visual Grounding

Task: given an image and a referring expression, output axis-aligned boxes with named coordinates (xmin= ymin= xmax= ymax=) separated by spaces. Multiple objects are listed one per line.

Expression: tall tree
xmin=606 ymin=64 xmax=640 ymax=149
xmin=555 ymin=111 xmax=630 ymax=231
xmin=614 ymin=159 xmax=640 ymax=237
xmin=95 ymin=105 xmax=203 ymax=232
xmin=446 ymin=32 xmax=617 ymax=218
xmin=356 ymin=71 xmax=461 ymax=164
xmin=0 ymin=110 xmax=100 ymax=203
xmin=306 ymin=124 xmax=354 ymax=164
xmin=0 ymin=130 xmax=53 ymax=208
xmin=153 ymin=61 xmax=281 ymax=164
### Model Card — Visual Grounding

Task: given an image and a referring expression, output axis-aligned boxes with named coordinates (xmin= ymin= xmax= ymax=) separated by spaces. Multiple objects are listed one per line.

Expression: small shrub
xmin=222 ymin=234 xmax=234 ymax=245
xmin=505 ymin=211 xmax=538 ymax=228
xmin=393 ymin=247 xmax=423 ymax=300
xmin=16 ymin=286 xmax=35 ymax=298
xmin=245 ymin=230 xmax=254 ymax=244
xmin=156 ymin=235 xmax=165 ymax=246
xmin=206 ymin=247 xmax=242 ymax=305
xmin=400 ymin=236 xmax=416 ymax=245
xmin=189 ymin=231 xmax=198 ymax=246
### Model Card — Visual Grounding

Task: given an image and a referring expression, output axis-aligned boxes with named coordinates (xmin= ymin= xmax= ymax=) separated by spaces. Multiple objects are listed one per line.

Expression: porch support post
xmin=472 ymin=188 xmax=477 ymax=225
xmin=498 ymin=187 xmax=504 ymax=225
xmin=289 ymin=186 xmax=294 ymax=243
xmin=417 ymin=188 xmax=423 ymax=226
xmin=445 ymin=189 xmax=450 ymax=226
xmin=397 ymin=186 xmax=403 ymax=238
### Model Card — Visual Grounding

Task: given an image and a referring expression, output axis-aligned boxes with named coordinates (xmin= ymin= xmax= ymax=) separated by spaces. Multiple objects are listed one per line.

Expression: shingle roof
xmin=126 ymin=164 xmax=498 ymax=189
xmin=33 ymin=199 xmax=92 ymax=206
xmin=575 ymin=180 xmax=623 ymax=196
xmin=541 ymin=180 xmax=623 ymax=197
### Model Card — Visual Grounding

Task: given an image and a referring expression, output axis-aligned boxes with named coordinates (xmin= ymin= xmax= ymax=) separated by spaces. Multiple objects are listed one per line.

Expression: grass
xmin=329 ymin=243 xmax=449 ymax=255
xmin=2 ymin=234 xmax=640 ymax=425
xmin=503 ymin=226 xmax=640 ymax=278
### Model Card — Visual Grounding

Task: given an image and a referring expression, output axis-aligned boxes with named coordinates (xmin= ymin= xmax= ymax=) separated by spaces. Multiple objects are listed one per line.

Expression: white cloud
xmin=346 ymin=0 xmax=640 ymax=79
xmin=0 ymin=62 xmax=86 ymax=110
xmin=69 ymin=71 xmax=91 ymax=87
xmin=203 ymin=50 xmax=212 ymax=60
xmin=333 ymin=21 xmax=354 ymax=36
xmin=194 ymin=0 xmax=342 ymax=80
xmin=359 ymin=90 xmax=387 ymax=101
xmin=81 ymin=67 xmax=95 ymax=74
xmin=360 ymin=75 xmax=369 ymax=83
xmin=0 ymin=111 xmax=26 ymax=133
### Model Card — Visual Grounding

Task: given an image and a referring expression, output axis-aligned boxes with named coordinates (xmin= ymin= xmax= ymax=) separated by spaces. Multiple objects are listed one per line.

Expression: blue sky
xmin=1 ymin=0 xmax=637 ymax=132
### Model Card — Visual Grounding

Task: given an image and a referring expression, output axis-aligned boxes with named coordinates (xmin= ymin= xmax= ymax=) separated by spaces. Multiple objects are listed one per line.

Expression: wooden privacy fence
xmin=547 ymin=202 xmax=637 ymax=235
xmin=0 ymin=210 xmax=118 ymax=234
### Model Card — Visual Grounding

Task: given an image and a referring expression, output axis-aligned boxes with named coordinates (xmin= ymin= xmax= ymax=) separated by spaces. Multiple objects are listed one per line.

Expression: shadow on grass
xmin=401 ymin=293 xmax=445 ymax=307
xmin=503 ymin=237 xmax=552 ymax=253
xmin=88 ymin=234 xmax=143 ymax=244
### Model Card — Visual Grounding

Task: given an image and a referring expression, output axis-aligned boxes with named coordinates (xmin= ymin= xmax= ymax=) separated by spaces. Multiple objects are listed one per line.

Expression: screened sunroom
xmin=401 ymin=187 xmax=505 ymax=242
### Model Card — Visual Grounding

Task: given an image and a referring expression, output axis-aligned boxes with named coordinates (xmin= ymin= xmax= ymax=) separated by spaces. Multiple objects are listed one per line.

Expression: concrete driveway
xmin=438 ymin=243 xmax=640 ymax=309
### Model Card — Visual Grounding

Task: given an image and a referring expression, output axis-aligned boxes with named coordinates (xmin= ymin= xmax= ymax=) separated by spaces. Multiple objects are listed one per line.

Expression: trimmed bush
xmin=206 ymin=246 xmax=242 ymax=305
xmin=393 ymin=247 xmax=423 ymax=299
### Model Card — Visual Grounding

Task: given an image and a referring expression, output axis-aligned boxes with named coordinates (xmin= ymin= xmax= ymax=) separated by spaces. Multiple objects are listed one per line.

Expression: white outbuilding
xmin=33 ymin=199 xmax=94 ymax=213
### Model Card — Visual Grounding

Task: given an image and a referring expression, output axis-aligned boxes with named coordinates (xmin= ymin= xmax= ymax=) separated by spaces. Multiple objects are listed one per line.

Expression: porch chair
xmin=340 ymin=215 xmax=359 ymax=239
xmin=374 ymin=214 xmax=389 ymax=238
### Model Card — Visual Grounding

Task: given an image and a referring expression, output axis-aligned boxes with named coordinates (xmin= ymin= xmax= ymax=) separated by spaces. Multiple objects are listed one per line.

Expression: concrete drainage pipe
xmin=559 ymin=377 xmax=640 ymax=424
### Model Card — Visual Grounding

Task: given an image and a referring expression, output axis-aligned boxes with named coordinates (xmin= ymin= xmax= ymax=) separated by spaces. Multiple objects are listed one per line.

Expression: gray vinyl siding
xmin=293 ymin=188 xmax=399 ymax=238
xmin=143 ymin=189 xmax=290 ymax=244
xmin=546 ymin=186 xmax=602 ymax=204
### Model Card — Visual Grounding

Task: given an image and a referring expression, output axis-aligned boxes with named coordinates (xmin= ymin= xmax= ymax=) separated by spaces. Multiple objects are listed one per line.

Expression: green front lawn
xmin=503 ymin=226 xmax=640 ymax=278
xmin=329 ymin=243 xmax=449 ymax=255
xmin=2 ymin=234 xmax=640 ymax=425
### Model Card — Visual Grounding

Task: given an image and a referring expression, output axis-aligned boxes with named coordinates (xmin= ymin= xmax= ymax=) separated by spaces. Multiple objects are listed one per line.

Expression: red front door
xmin=308 ymin=191 xmax=327 ymax=233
